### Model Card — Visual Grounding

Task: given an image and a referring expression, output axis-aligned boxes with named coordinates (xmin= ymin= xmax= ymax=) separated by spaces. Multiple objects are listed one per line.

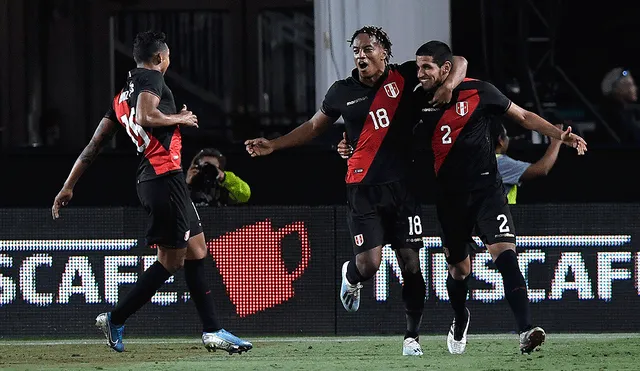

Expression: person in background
xmin=186 ymin=148 xmax=251 ymax=207
xmin=493 ymin=121 xmax=563 ymax=204
xmin=599 ymin=67 xmax=640 ymax=146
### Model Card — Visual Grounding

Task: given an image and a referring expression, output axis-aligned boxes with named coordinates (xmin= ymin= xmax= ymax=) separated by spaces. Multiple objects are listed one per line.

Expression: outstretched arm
xmin=245 ymin=110 xmax=338 ymax=157
xmin=504 ymin=102 xmax=587 ymax=155
xmin=52 ymin=118 xmax=119 ymax=219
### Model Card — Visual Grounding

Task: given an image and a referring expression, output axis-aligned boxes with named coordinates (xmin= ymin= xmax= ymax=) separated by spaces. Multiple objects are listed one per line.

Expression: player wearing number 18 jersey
xmin=52 ymin=30 xmax=251 ymax=354
xmin=413 ymin=41 xmax=587 ymax=355
xmin=245 ymin=26 xmax=468 ymax=355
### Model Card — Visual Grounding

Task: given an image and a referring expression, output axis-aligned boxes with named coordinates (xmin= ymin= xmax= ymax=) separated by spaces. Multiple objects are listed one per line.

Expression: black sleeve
xmin=104 ymin=102 xmax=118 ymax=122
xmin=481 ymin=81 xmax=512 ymax=114
xmin=320 ymin=81 xmax=342 ymax=118
xmin=399 ymin=60 xmax=419 ymax=87
xmin=137 ymin=70 xmax=164 ymax=98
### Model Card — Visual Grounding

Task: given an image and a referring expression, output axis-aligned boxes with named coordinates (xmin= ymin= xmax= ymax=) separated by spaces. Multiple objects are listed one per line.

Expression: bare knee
xmin=157 ymin=247 xmax=187 ymax=273
xmin=448 ymin=257 xmax=471 ymax=280
xmin=403 ymin=260 xmax=421 ymax=276
xmin=487 ymin=242 xmax=516 ymax=262
xmin=355 ymin=248 xmax=382 ymax=279
xmin=186 ymin=232 xmax=207 ymax=260
xmin=398 ymin=250 xmax=421 ymax=276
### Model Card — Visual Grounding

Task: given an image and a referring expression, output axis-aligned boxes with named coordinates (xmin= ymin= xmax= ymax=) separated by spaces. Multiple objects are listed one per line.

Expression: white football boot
xmin=447 ymin=308 xmax=470 ymax=354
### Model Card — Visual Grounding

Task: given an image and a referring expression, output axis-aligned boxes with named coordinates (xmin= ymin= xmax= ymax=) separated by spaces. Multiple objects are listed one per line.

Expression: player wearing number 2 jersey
xmin=413 ymin=41 xmax=587 ymax=355
xmin=52 ymin=30 xmax=251 ymax=354
xmin=245 ymin=26 xmax=468 ymax=355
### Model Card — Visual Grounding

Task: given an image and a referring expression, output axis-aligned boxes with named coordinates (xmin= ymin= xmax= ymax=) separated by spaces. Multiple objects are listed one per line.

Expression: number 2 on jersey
xmin=120 ymin=107 xmax=151 ymax=152
xmin=369 ymin=108 xmax=390 ymax=130
xmin=440 ymin=125 xmax=452 ymax=144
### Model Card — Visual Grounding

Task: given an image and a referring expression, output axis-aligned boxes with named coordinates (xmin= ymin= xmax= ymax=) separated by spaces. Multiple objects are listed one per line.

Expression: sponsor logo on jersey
xmin=347 ymin=96 xmax=368 ymax=106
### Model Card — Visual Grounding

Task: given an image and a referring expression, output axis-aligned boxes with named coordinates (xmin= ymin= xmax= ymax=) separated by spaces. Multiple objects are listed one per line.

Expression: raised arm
xmin=52 ymin=117 xmax=119 ymax=219
xmin=245 ymin=110 xmax=338 ymax=157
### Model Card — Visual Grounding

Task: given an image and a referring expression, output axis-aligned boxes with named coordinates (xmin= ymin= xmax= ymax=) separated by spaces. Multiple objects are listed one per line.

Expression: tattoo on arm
xmin=79 ymin=120 xmax=118 ymax=164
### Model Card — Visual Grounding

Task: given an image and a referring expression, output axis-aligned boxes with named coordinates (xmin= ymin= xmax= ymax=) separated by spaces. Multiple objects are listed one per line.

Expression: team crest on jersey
xmin=354 ymin=234 xmax=364 ymax=247
xmin=384 ymin=82 xmax=400 ymax=98
xmin=456 ymin=101 xmax=469 ymax=116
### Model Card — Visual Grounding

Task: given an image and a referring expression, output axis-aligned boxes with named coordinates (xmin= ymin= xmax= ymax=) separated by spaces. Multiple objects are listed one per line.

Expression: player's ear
xmin=442 ymin=60 xmax=452 ymax=75
xmin=154 ymin=52 xmax=163 ymax=66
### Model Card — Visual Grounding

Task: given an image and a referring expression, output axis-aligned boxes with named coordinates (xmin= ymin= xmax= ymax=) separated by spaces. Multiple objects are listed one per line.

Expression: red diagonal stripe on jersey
xmin=113 ymin=93 xmax=145 ymax=150
xmin=146 ymin=126 xmax=182 ymax=175
xmin=346 ymin=71 xmax=405 ymax=183
xmin=432 ymin=90 xmax=480 ymax=175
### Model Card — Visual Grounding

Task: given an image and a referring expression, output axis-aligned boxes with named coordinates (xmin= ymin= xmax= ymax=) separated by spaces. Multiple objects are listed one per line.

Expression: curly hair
xmin=349 ymin=26 xmax=393 ymax=62
xmin=133 ymin=30 xmax=167 ymax=64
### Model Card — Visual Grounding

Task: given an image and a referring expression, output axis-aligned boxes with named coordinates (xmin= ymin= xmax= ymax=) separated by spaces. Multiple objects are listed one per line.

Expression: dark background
xmin=1 ymin=0 xmax=640 ymax=207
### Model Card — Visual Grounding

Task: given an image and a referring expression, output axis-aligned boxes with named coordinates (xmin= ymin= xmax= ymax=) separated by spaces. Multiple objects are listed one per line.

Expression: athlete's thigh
xmin=384 ymin=181 xmax=424 ymax=251
xmin=474 ymin=185 xmax=516 ymax=246
xmin=346 ymin=185 xmax=385 ymax=254
xmin=436 ymin=192 xmax=475 ymax=264
xmin=137 ymin=176 xmax=186 ymax=249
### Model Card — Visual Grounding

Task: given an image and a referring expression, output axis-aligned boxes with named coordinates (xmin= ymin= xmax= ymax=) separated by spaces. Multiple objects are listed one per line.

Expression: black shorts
xmin=346 ymin=180 xmax=423 ymax=254
xmin=436 ymin=182 xmax=516 ymax=264
xmin=136 ymin=172 xmax=203 ymax=249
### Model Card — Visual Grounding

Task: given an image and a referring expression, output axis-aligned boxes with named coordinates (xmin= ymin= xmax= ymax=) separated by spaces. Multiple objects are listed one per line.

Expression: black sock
xmin=446 ymin=273 xmax=469 ymax=324
xmin=402 ymin=271 xmax=426 ymax=340
xmin=346 ymin=259 xmax=365 ymax=284
xmin=184 ymin=258 xmax=221 ymax=333
xmin=111 ymin=261 xmax=172 ymax=325
xmin=494 ymin=249 xmax=532 ymax=333
xmin=447 ymin=273 xmax=470 ymax=341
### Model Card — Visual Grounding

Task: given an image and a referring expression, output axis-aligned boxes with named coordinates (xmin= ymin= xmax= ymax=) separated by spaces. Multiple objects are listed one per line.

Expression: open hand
xmin=244 ymin=138 xmax=274 ymax=157
xmin=560 ymin=126 xmax=588 ymax=155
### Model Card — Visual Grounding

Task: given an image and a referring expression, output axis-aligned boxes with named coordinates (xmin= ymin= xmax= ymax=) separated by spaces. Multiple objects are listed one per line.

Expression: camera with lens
xmin=190 ymin=161 xmax=222 ymax=206
xmin=193 ymin=161 xmax=220 ymax=190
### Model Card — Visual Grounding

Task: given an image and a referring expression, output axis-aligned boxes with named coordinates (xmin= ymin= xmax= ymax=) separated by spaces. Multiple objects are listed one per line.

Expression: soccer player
xmin=51 ymin=31 xmax=252 ymax=354
xmin=412 ymin=40 xmax=586 ymax=354
xmin=244 ymin=26 xmax=468 ymax=355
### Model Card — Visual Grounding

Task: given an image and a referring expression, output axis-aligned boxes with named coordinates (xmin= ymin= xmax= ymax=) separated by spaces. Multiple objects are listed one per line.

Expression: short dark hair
xmin=415 ymin=40 xmax=453 ymax=67
xmin=491 ymin=121 xmax=508 ymax=147
xmin=133 ymin=31 xmax=168 ymax=64
xmin=349 ymin=26 xmax=393 ymax=62
xmin=192 ymin=148 xmax=226 ymax=170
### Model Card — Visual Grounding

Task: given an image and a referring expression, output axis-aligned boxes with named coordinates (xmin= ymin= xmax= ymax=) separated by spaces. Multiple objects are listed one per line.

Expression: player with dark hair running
xmin=412 ymin=40 xmax=586 ymax=354
xmin=51 ymin=30 xmax=252 ymax=354
xmin=245 ymin=26 xmax=468 ymax=355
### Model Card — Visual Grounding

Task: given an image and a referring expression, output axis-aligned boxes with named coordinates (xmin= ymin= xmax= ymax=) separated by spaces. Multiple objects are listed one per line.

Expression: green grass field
xmin=0 ymin=334 xmax=637 ymax=370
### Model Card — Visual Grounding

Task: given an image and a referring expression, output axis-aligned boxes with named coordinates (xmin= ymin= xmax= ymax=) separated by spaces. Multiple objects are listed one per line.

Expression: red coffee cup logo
xmin=208 ymin=219 xmax=310 ymax=317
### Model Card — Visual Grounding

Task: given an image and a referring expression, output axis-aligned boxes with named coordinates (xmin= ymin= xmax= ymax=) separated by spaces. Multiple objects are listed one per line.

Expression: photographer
xmin=186 ymin=148 xmax=251 ymax=207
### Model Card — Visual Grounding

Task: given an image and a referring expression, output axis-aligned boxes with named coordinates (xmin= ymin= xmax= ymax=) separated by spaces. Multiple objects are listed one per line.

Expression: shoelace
xmin=346 ymin=282 xmax=363 ymax=298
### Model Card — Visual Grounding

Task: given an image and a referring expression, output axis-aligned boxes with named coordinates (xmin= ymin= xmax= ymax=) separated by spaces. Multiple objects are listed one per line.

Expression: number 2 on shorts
xmin=497 ymin=214 xmax=510 ymax=233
